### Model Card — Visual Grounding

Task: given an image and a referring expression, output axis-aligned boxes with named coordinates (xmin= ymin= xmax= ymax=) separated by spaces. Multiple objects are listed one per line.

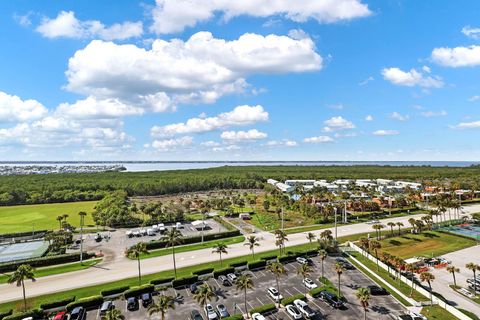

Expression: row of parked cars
xmin=126 ymin=222 xmax=184 ymax=238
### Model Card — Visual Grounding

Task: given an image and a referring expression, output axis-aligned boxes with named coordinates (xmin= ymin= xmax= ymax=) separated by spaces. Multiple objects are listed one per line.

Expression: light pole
xmin=343 ymin=201 xmax=348 ymax=223
xmin=334 ymin=207 xmax=338 ymax=241
xmin=80 ymin=213 xmax=85 ymax=265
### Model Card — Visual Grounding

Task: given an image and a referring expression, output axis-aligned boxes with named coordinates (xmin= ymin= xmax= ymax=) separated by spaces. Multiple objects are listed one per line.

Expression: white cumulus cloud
xmin=221 ymin=129 xmax=267 ymax=141
xmin=0 ymin=91 xmax=48 ymax=122
xmin=150 ymin=0 xmax=371 ymax=34
xmin=420 ymin=110 xmax=447 ymax=118
xmin=381 ymin=67 xmax=444 ymax=88
xmin=372 ymin=130 xmax=399 ymax=136
xmin=450 ymin=121 xmax=480 ymax=130
xmin=303 ymin=136 xmax=334 ymax=143
xmin=431 ymin=45 xmax=480 ymax=67
xmin=390 ymin=112 xmax=409 ymax=121
xmin=266 ymin=139 xmax=298 ymax=147
xmin=462 ymin=26 xmax=480 ymax=40
xmin=323 ymin=116 xmax=355 ymax=132
xmin=151 ymin=136 xmax=194 ymax=150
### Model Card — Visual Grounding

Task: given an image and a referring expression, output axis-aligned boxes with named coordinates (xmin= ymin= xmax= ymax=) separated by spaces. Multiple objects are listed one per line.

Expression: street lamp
xmin=80 ymin=214 xmax=85 ymax=265
xmin=334 ymin=207 xmax=338 ymax=241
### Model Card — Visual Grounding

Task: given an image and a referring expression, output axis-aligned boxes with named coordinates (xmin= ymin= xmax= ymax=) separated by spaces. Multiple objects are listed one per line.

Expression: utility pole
xmin=344 ymin=201 xmax=348 ymax=223
xmin=281 ymin=207 xmax=284 ymax=231
xmin=334 ymin=207 xmax=338 ymax=241
xmin=80 ymin=213 xmax=85 ymax=265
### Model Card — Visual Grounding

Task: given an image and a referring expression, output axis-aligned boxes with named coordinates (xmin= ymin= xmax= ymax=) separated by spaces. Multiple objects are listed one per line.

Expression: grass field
xmin=378 ymin=231 xmax=476 ymax=259
xmin=0 ymin=258 xmax=101 ymax=284
xmin=421 ymin=306 xmax=460 ymax=320
xmin=0 ymin=201 xmax=97 ymax=233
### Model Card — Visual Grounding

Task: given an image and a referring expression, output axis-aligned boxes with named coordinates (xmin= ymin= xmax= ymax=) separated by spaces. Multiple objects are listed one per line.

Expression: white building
xmin=395 ymin=181 xmax=422 ymax=190
xmin=285 ymin=179 xmax=316 ymax=186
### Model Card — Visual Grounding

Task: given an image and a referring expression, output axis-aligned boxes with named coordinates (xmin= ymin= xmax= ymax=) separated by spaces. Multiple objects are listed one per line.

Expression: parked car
xmin=176 ymin=222 xmax=183 ymax=229
xmin=70 ymin=307 xmax=86 ymax=320
xmin=396 ymin=313 xmax=426 ymax=320
xmin=218 ymin=275 xmax=231 ymax=286
xmin=335 ymin=258 xmax=355 ymax=270
xmin=227 ymin=273 xmax=237 ymax=283
xmin=216 ymin=304 xmax=230 ymax=318
xmin=319 ymin=291 xmax=344 ymax=308
xmin=285 ymin=304 xmax=303 ymax=319
xmin=294 ymin=299 xmax=316 ymax=318
xmin=296 ymin=257 xmax=308 ymax=265
xmin=190 ymin=310 xmax=205 ymax=320
xmin=99 ymin=300 xmax=114 ymax=316
xmin=303 ymin=278 xmax=317 ymax=289
xmin=126 ymin=230 xmax=133 ymax=238
xmin=142 ymin=293 xmax=153 ymax=307
xmin=367 ymin=219 xmax=380 ymax=224
xmin=52 ymin=311 xmax=67 ymax=320
xmin=204 ymin=304 xmax=219 ymax=320
xmin=147 ymin=228 xmax=155 ymax=236
xmin=367 ymin=285 xmax=389 ymax=295
xmin=126 ymin=297 xmax=139 ymax=311
xmin=251 ymin=313 xmax=266 ymax=320
xmin=267 ymin=287 xmax=283 ymax=301
xmin=190 ymin=281 xmax=203 ymax=294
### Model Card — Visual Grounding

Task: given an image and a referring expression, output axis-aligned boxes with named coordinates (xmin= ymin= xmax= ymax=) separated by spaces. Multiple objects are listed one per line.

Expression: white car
xmin=267 ymin=287 xmax=283 ymax=301
xmin=294 ymin=299 xmax=316 ymax=318
xmin=227 ymin=273 xmax=237 ymax=283
xmin=204 ymin=304 xmax=218 ymax=320
xmin=251 ymin=313 xmax=266 ymax=320
xmin=285 ymin=305 xmax=303 ymax=319
xmin=147 ymin=228 xmax=155 ymax=236
xmin=302 ymin=278 xmax=317 ymax=289
xmin=367 ymin=219 xmax=380 ymax=224
xmin=296 ymin=257 xmax=308 ymax=265
xmin=409 ymin=311 xmax=427 ymax=320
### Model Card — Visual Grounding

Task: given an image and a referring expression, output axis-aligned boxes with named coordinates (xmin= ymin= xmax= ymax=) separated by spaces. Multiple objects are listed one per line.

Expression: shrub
xmin=171 ymin=275 xmax=198 ymax=288
xmin=247 ymin=260 xmax=266 ymax=270
xmin=193 ymin=268 xmax=214 ymax=276
xmin=249 ymin=303 xmax=276 ymax=315
xmin=222 ymin=315 xmax=244 ymax=320
xmin=3 ymin=309 xmax=43 ymax=320
xmin=260 ymin=254 xmax=278 ymax=261
xmin=40 ymin=296 xmax=75 ymax=310
xmin=66 ymin=295 xmax=103 ymax=311
xmin=305 ymin=249 xmax=319 ymax=257
xmin=281 ymin=294 xmax=305 ymax=306
xmin=0 ymin=252 xmax=96 ymax=273
xmin=309 ymin=287 xmax=323 ymax=297
xmin=278 ymin=255 xmax=297 ymax=264
xmin=150 ymin=277 xmax=175 ymax=286
xmin=229 ymin=260 xmax=248 ymax=268
xmin=0 ymin=310 xmax=12 ymax=320
xmin=123 ymin=284 xmax=155 ymax=298
xmin=213 ymin=267 xmax=235 ymax=277
xmin=145 ymin=230 xmax=241 ymax=250
xmin=101 ymin=286 xmax=130 ymax=297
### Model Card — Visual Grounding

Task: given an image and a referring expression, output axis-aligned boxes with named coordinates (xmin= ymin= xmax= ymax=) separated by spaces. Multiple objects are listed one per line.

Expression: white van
xmin=147 ymin=228 xmax=155 ymax=236
xmin=176 ymin=222 xmax=182 ymax=229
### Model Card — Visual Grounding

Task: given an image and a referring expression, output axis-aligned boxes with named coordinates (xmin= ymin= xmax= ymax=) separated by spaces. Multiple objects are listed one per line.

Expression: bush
xmin=281 ymin=294 xmax=305 ymax=306
xmin=172 ymin=275 xmax=198 ymax=288
xmin=229 ymin=260 xmax=248 ymax=268
xmin=213 ymin=267 xmax=235 ymax=277
xmin=145 ymin=230 xmax=241 ymax=250
xmin=150 ymin=277 xmax=175 ymax=286
xmin=309 ymin=287 xmax=323 ymax=297
xmin=0 ymin=252 xmax=96 ymax=273
xmin=222 ymin=315 xmax=244 ymax=320
xmin=305 ymin=249 xmax=319 ymax=257
xmin=278 ymin=255 xmax=297 ymax=264
xmin=0 ymin=310 xmax=12 ymax=320
xmin=248 ymin=260 xmax=266 ymax=270
xmin=66 ymin=295 xmax=103 ymax=311
xmin=260 ymin=254 xmax=278 ymax=261
xmin=123 ymin=284 xmax=155 ymax=298
xmin=40 ymin=296 xmax=75 ymax=310
xmin=101 ymin=286 xmax=130 ymax=297
xmin=193 ymin=268 xmax=214 ymax=276
xmin=249 ymin=303 xmax=276 ymax=315
xmin=3 ymin=309 xmax=43 ymax=320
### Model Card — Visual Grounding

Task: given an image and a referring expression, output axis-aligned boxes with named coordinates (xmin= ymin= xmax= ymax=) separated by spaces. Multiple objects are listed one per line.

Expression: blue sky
xmin=0 ymin=0 xmax=479 ymax=161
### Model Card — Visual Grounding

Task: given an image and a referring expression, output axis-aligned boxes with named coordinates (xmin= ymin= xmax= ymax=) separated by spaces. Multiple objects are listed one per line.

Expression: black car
xmin=190 ymin=309 xmax=205 ymax=320
xmin=190 ymin=281 xmax=203 ymax=293
xmin=217 ymin=304 xmax=230 ymax=318
xmin=142 ymin=293 xmax=153 ymax=307
xmin=99 ymin=301 xmax=114 ymax=316
xmin=367 ymin=285 xmax=389 ymax=295
xmin=70 ymin=307 xmax=86 ymax=320
xmin=218 ymin=275 xmax=231 ymax=286
xmin=319 ymin=291 xmax=344 ymax=308
xmin=127 ymin=297 xmax=139 ymax=311
xmin=335 ymin=258 xmax=355 ymax=270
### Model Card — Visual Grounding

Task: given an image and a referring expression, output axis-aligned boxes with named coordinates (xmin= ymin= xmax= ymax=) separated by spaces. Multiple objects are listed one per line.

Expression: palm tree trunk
xmin=22 ymin=279 xmax=27 ymax=311
xmin=453 ymin=273 xmax=457 ymax=287
xmin=337 ymin=274 xmax=341 ymax=297
xmin=364 ymin=307 xmax=367 ymax=320
xmin=137 ymin=257 xmax=142 ymax=286
xmin=172 ymin=245 xmax=177 ymax=278
xmin=220 ymin=252 xmax=223 ymax=267
xmin=321 ymin=260 xmax=324 ymax=279
xmin=244 ymin=287 xmax=248 ymax=317
xmin=252 ymin=248 xmax=255 ymax=260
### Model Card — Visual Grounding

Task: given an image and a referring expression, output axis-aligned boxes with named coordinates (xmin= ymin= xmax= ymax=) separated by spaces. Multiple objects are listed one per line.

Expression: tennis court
xmin=0 ymin=241 xmax=49 ymax=263
xmin=442 ymin=224 xmax=480 ymax=240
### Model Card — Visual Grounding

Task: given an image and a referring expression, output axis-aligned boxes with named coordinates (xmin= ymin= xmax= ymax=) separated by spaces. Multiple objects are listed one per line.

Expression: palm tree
xmin=372 ymin=224 xmax=384 ymax=240
xmin=387 ymin=222 xmax=396 ymax=237
xmin=334 ymin=262 xmax=345 ymax=298
xmin=408 ymin=218 xmax=417 ymax=233
xmin=446 ymin=265 xmax=460 ymax=287
xmin=56 ymin=215 xmax=63 ymax=230
xmin=147 ymin=295 xmax=175 ymax=320
xmin=193 ymin=283 xmax=216 ymax=317
xmin=212 ymin=243 xmax=228 ymax=267
xmin=356 ymin=287 xmax=371 ymax=320
xmin=297 ymin=263 xmax=313 ymax=295
xmin=420 ymin=272 xmax=435 ymax=304
xmin=78 ymin=211 xmax=87 ymax=264
xmin=8 ymin=264 xmax=36 ymax=311
xmin=164 ymin=227 xmax=183 ymax=278
xmin=358 ymin=238 xmax=370 ymax=256
xmin=396 ymin=222 xmax=404 ymax=235
xmin=125 ymin=242 xmax=149 ymax=285
xmin=306 ymin=232 xmax=316 ymax=244
xmin=101 ymin=309 xmax=125 ymax=320
xmin=274 ymin=229 xmax=288 ymax=255
xmin=236 ymin=273 xmax=254 ymax=317
xmin=318 ymin=249 xmax=327 ymax=279
xmin=319 ymin=229 xmax=333 ymax=243
xmin=369 ymin=240 xmax=381 ymax=270
xmin=404 ymin=263 xmax=418 ymax=296
xmin=266 ymin=261 xmax=287 ymax=306
xmin=244 ymin=236 xmax=260 ymax=260
xmin=466 ymin=263 xmax=479 ymax=294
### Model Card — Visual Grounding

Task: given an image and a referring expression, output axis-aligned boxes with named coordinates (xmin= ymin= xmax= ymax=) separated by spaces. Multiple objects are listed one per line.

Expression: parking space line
xmin=310 ymin=299 xmax=326 ymax=313
xmin=284 ymin=289 xmax=293 ymax=296
xmin=256 ymin=297 xmax=264 ymax=306
xmin=292 ymin=286 xmax=304 ymax=295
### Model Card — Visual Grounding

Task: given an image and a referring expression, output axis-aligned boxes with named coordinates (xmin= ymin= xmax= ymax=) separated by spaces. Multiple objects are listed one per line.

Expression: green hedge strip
xmin=40 ymin=296 xmax=75 ymax=310
xmin=249 ymin=303 xmax=276 ymax=315
xmin=123 ymin=285 xmax=155 ymax=298
xmin=66 ymin=295 xmax=103 ymax=311
xmin=101 ymin=286 xmax=130 ymax=297
xmin=281 ymin=294 xmax=305 ymax=306
xmin=145 ymin=230 xmax=241 ymax=250
xmin=171 ymin=275 xmax=198 ymax=288
xmin=150 ymin=277 xmax=175 ymax=286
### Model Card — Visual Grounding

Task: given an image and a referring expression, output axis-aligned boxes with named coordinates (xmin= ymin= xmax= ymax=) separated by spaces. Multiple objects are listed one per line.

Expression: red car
xmin=53 ymin=311 xmax=67 ymax=320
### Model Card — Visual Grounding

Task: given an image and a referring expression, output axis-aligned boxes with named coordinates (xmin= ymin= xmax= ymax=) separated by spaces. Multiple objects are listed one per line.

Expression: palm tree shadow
xmin=371 ymin=305 xmax=391 ymax=314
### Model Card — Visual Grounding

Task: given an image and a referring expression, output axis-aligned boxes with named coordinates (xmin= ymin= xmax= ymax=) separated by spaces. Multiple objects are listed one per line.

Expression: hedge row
xmin=261 ymin=254 xmax=278 ymax=261
xmin=145 ymin=230 xmax=241 ymax=250
xmin=172 ymin=275 xmax=198 ymax=288
xmin=0 ymin=310 xmax=12 ymax=320
xmin=101 ymin=286 xmax=130 ymax=297
xmin=309 ymin=287 xmax=323 ymax=297
xmin=278 ymin=255 xmax=297 ymax=264
xmin=66 ymin=295 xmax=103 ymax=311
xmin=247 ymin=260 xmax=266 ymax=270
xmin=213 ymin=267 xmax=235 ymax=277
xmin=0 ymin=252 xmax=96 ymax=273
xmin=150 ymin=277 xmax=175 ymax=286
xmin=281 ymin=294 xmax=305 ymax=306
xmin=229 ymin=260 xmax=248 ymax=268
xmin=3 ymin=309 xmax=43 ymax=320
xmin=40 ymin=296 xmax=75 ymax=310
xmin=249 ymin=303 xmax=276 ymax=315
xmin=123 ymin=285 xmax=155 ymax=298
xmin=193 ymin=268 xmax=214 ymax=276
xmin=222 ymin=315 xmax=244 ymax=320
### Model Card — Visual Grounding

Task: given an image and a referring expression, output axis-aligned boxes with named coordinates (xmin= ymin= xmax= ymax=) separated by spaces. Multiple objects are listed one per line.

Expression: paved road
xmin=1 ymin=204 xmax=478 ymax=304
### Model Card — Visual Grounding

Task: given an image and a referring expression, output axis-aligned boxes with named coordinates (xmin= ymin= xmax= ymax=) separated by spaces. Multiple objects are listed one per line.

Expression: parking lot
xmin=80 ymin=252 xmax=407 ymax=320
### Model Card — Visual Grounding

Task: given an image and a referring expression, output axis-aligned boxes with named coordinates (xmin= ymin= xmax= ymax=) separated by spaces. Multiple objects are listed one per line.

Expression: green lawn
xmin=0 ymin=258 xmax=102 ymax=284
xmin=378 ymin=231 xmax=477 ymax=259
xmin=420 ymin=306 xmax=460 ymax=320
xmin=138 ymin=236 xmax=245 ymax=259
xmin=0 ymin=201 xmax=97 ymax=233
